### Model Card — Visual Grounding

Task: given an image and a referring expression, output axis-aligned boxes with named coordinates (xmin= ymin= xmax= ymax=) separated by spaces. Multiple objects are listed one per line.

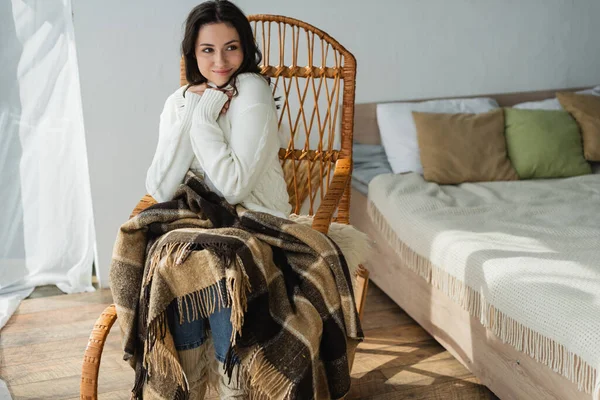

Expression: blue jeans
xmin=166 ymin=300 xmax=235 ymax=363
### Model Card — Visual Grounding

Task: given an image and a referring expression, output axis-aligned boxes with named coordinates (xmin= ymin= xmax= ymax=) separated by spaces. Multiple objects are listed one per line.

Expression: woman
xmin=145 ymin=1 xmax=291 ymax=398
xmin=146 ymin=1 xmax=291 ymax=219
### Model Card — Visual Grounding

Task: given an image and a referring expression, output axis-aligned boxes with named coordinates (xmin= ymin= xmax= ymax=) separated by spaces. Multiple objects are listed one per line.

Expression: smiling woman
xmin=104 ymin=4 xmax=368 ymax=400
xmin=142 ymin=1 xmax=293 ymax=398
xmin=145 ymin=0 xmax=290 ymax=216
xmin=181 ymin=0 xmax=266 ymax=92
xmin=195 ymin=24 xmax=243 ymax=87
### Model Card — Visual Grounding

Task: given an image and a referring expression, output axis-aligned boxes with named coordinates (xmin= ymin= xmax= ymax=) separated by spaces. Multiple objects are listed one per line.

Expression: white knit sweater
xmin=146 ymin=72 xmax=291 ymax=218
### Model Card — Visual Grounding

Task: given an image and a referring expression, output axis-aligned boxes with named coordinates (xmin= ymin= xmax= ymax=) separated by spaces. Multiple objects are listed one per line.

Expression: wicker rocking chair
xmin=80 ymin=14 xmax=369 ymax=399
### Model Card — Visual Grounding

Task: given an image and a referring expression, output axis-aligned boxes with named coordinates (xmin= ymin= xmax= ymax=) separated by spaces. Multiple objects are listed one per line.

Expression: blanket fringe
xmin=143 ymin=339 xmax=188 ymax=391
xmin=146 ymin=240 xmax=252 ymax=346
xmin=175 ymin=242 xmax=194 ymax=266
xmin=130 ymin=349 xmax=146 ymax=400
xmin=174 ymin=260 xmax=251 ymax=343
xmin=146 ymin=242 xmax=179 ymax=286
xmin=228 ymin=255 xmax=252 ymax=343
xmin=140 ymin=241 xmax=183 ymax=337
xmin=173 ymin=385 xmax=190 ymax=400
xmin=368 ymin=200 xmax=598 ymax=395
xmin=177 ymin=284 xmax=223 ymax=324
xmin=243 ymin=347 xmax=294 ymax=400
xmin=141 ymin=240 xmax=253 ymax=393
xmin=146 ymin=312 xmax=167 ymax=353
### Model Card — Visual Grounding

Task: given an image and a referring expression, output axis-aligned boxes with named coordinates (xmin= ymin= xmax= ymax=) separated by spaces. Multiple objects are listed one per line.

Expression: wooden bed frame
xmin=349 ymin=87 xmax=595 ymax=400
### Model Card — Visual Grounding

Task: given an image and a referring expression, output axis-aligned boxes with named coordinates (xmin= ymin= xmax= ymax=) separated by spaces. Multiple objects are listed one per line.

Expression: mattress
xmin=367 ymin=172 xmax=600 ymax=397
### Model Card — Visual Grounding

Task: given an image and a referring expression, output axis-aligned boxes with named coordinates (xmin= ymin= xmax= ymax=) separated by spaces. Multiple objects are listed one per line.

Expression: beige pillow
xmin=557 ymin=92 xmax=600 ymax=161
xmin=413 ymin=109 xmax=518 ymax=184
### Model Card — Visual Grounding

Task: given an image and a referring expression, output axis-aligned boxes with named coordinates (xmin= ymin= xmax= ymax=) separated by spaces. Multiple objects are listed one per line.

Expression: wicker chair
xmin=80 ymin=15 xmax=369 ymax=399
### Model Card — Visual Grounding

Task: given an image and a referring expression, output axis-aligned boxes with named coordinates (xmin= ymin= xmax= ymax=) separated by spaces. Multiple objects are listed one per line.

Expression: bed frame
xmin=350 ymin=87 xmax=595 ymax=400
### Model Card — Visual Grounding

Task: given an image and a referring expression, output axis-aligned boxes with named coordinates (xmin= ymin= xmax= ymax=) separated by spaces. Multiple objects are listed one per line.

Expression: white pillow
xmin=513 ymin=97 xmax=564 ymax=110
xmin=376 ymin=98 xmax=499 ymax=174
xmin=514 ymin=85 xmax=600 ymax=110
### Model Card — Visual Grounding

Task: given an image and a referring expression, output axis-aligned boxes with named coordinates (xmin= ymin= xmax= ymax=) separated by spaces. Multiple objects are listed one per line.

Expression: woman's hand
xmin=188 ymin=84 xmax=233 ymax=115
xmin=219 ymin=90 xmax=233 ymax=115
xmin=187 ymin=83 xmax=209 ymax=96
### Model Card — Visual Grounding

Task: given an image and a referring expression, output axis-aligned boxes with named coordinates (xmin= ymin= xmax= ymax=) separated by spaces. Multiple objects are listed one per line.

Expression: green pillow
xmin=504 ymin=108 xmax=591 ymax=179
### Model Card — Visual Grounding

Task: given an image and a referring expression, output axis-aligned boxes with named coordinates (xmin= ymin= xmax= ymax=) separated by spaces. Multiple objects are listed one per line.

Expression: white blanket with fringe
xmin=368 ymin=172 xmax=600 ymax=398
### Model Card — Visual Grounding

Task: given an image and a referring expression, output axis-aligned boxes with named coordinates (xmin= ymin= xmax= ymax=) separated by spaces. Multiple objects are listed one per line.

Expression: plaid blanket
xmin=109 ymin=173 xmax=364 ymax=399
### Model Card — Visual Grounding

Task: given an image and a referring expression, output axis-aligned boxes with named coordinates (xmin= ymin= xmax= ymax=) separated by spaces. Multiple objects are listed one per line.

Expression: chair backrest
xmin=179 ymin=15 xmax=356 ymax=222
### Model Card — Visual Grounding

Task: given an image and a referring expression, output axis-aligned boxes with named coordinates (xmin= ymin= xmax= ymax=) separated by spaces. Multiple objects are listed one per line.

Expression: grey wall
xmin=72 ymin=1 xmax=199 ymax=286
xmin=72 ymin=0 xmax=600 ymax=287
xmin=242 ymin=0 xmax=600 ymax=102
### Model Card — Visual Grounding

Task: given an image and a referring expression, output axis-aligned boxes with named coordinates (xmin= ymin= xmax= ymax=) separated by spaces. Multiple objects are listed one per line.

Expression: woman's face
xmin=195 ymin=22 xmax=244 ymax=86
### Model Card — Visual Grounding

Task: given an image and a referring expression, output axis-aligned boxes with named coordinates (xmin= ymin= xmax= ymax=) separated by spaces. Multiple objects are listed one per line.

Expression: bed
xmin=349 ymin=88 xmax=600 ymax=400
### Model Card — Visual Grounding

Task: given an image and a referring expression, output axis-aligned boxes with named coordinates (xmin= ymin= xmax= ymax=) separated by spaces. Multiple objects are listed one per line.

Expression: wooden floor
xmin=0 ymin=284 xmax=499 ymax=400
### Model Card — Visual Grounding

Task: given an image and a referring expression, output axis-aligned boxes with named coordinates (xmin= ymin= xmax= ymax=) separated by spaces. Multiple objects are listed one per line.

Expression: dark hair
xmin=181 ymin=0 xmax=266 ymax=95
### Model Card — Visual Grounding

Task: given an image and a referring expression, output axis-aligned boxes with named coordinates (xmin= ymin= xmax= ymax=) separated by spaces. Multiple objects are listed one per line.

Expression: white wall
xmin=72 ymin=0 xmax=600 ymax=287
xmin=72 ymin=1 xmax=202 ymax=287
xmin=242 ymin=0 xmax=600 ymax=102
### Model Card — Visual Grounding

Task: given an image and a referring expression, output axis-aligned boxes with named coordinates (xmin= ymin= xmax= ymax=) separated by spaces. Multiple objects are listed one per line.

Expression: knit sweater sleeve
xmin=189 ymin=75 xmax=279 ymax=205
xmin=145 ymin=90 xmax=201 ymax=202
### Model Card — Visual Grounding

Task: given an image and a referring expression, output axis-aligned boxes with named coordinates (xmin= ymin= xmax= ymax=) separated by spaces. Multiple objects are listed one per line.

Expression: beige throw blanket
xmin=109 ymin=173 xmax=364 ymax=399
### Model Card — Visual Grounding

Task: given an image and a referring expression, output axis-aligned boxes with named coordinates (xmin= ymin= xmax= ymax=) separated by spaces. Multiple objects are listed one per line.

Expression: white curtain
xmin=0 ymin=0 xmax=96 ymax=329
